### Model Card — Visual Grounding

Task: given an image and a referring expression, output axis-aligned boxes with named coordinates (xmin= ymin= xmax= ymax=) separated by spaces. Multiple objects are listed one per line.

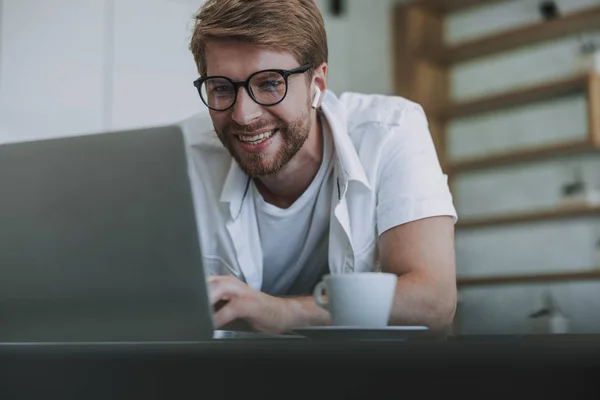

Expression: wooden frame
xmin=419 ymin=0 xmax=505 ymax=14
xmin=448 ymin=140 xmax=597 ymax=174
xmin=393 ymin=3 xmax=448 ymax=168
xmin=457 ymin=270 xmax=600 ymax=287
xmin=447 ymin=73 xmax=600 ymax=173
xmin=590 ymin=73 xmax=600 ymax=147
xmin=392 ymin=1 xmax=600 ymax=287
xmin=456 ymin=204 xmax=600 ymax=230
xmin=440 ymin=74 xmax=589 ymax=120
xmin=393 ymin=2 xmax=600 ymax=182
xmin=425 ymin=6 xmax=600 ymax=65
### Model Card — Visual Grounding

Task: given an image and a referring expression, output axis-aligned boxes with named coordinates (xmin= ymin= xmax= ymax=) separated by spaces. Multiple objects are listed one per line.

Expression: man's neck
xmin=254 ymin=112 xmax=323 ymax=209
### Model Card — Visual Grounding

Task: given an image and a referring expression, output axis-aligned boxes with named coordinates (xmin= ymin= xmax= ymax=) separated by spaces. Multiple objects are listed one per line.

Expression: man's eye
xmin=258 ymin=80 xmax=283 ymax=90
xmin=213 ymin=85 xmax=233 ymax=94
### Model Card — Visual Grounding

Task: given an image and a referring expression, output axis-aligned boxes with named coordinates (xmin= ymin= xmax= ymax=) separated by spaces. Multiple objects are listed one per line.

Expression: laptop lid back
xmin=0 ymin=125 xmax=214 ymax=342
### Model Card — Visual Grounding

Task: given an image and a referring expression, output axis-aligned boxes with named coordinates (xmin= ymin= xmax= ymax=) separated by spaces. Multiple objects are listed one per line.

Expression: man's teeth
xmin=238 ymin=130 xmax=275 ymax=144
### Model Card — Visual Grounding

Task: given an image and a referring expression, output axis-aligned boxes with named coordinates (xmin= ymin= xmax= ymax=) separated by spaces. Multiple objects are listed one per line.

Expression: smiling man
xmin=182 ymin=0 xmax=458 ymax=335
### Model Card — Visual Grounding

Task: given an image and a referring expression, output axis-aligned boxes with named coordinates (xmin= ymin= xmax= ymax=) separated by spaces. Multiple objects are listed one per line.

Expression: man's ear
xmin=311 ymin=62 xmax=328 ymax=108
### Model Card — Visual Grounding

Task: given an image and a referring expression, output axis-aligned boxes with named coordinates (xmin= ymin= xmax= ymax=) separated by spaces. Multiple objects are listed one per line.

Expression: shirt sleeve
xmin=376 ymin=104 xmax=458 ymax=237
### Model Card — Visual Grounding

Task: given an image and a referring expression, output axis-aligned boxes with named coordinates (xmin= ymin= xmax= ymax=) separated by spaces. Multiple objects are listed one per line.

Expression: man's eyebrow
xmin=205 ymin=69 xmax=271 ymax=82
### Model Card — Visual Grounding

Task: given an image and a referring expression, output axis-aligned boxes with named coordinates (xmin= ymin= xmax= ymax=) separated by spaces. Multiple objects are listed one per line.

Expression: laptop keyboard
xmin=213 ymin=330 xmax=303 ymax=340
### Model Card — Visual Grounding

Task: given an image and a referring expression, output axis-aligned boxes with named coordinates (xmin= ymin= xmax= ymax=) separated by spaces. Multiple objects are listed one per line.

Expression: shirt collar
xmin=220 ymin=159 xmax=251 ymax=220
xmin=177 ymin=111 xmax=251 ymax=220
xmin=320 ymin=90 xmax=371 ymax=192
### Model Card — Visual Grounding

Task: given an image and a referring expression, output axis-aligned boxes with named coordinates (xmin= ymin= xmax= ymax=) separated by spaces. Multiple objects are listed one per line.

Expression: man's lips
xmin=232 ymin=128 xmax=277 ymax=137
xmin=235 ymin=129 xmax=278 ymax=152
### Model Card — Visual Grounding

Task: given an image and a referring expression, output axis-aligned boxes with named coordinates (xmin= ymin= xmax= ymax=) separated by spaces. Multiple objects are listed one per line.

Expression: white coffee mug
xmin=313 ymin=272 xmax=397 ymax=327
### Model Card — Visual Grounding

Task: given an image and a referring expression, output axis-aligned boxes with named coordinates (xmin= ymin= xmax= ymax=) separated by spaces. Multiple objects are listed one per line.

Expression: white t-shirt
xmin=254 ymin=115 xmax=335 ymax=296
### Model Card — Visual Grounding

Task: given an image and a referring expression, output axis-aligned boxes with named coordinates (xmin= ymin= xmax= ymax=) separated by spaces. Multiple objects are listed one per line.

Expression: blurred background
xmin=1 ymin=0 xmax=600 ymax=336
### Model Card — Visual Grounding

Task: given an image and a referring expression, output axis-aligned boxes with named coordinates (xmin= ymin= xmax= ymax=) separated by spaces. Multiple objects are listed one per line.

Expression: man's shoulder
xmin=331 ymin=92 xmax=430 ymax=153
xmin=176 ymin=112 xmax=233 ymax=199
xmin=337 ymin=91 xmax=425 ymax=132
xmin=177 ymin=112 xmax=228 ymax=155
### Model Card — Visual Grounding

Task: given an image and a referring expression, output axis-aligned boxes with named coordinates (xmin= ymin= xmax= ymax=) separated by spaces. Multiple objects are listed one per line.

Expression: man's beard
xmin=214 ymin=109 xmax=312 ymax=178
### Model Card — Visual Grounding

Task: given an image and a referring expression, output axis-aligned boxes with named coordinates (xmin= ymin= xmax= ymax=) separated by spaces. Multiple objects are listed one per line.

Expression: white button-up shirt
xmin=179 ymin=90 xmax=457 ymax=291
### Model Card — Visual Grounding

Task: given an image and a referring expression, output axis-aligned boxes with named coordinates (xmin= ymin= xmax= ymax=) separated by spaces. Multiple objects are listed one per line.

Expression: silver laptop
xmin=0 ymin=125 xmax=296 ymax=342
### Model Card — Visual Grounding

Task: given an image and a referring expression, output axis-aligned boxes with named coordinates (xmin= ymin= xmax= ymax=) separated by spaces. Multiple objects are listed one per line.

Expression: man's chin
xmin=231 ymin=148 xmax=280 ymax=177
xmin=238 ymin=161 xmax=279 ymax=178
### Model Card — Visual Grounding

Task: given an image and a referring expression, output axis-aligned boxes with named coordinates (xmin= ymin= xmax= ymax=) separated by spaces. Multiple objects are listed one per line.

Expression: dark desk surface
xmin=2 ymin=335 xmax=600 ymax=399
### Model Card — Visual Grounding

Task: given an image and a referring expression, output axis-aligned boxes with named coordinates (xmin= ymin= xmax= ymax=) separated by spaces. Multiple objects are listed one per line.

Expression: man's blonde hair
xmin=189 ymin=0 xmax=328 ymax=77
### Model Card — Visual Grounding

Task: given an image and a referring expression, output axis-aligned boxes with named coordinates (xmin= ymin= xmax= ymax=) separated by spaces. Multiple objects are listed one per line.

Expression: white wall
xmin=109 ymin=0 xmax=204 ymax=130
xmin=0 ymin=0 xmax=405 ymax=144
xmin=0 ymin=0 xmax=107 ymax=143
xmin=0 ymin=0 xmax=4 ymax=96
xmin=315 ymin=0 xmax=404 ymax=96
xmin=446 ymin=0 xmax=600 ymax=334
xmin=0 ymin=0 xmax=206 ymax=143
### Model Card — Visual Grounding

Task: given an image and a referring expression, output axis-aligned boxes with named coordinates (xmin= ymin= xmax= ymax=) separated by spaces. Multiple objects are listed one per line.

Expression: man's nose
xmin=231 ymin=87 xmax=262 ymax=126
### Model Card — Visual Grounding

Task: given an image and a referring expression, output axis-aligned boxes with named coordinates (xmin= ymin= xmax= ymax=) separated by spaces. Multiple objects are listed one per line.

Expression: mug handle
xmin=313 ymin=281 xmax=328 ymax=310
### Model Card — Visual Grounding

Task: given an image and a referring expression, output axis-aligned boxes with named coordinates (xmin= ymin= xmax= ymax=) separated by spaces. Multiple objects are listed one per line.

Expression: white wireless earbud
xmin=311 ymin=86 xmax=321 ymax=109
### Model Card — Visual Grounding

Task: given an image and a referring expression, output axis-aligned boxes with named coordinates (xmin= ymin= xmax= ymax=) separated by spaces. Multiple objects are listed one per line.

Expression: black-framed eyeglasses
xmin=193 ymin=64 xmax=313 ymax=112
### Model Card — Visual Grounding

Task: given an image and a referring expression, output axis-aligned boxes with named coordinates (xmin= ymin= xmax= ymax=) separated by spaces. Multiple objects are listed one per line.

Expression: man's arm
xmin=281 ymin=216 xmax=456 ymax=333
xmin=210 ymin=212 xmax=456 ymax=334
xmin=208 ymin=275 xmax=331 ymax=334
xmin=280 ymin=295 xmax=331 ymax=329
xmin=378 ymin=215 xmax=457 ymax=333
xmin=367 ymin=104 xmax=457 ymax=334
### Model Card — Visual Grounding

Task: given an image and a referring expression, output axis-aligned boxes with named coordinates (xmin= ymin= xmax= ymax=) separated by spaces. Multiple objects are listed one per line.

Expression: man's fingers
xmin=208 ymin=275 xmax=248 ymax=306
xmin=206 ymin=276 xmax=261 ymax=330
xmin=213 ymin=298 xmax=248 ymax=329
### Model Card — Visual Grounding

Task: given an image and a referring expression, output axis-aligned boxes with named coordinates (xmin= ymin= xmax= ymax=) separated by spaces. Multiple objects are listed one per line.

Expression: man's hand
xmin=208 ymin=275 xmax=293 ymax=334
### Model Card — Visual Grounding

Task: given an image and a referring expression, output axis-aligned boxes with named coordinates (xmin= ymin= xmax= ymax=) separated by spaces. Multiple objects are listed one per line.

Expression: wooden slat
xmin=440 ymin=74 xmax=588 ymax=120
xmin=457 ymin=270 xmax=600 ymax=287
xmin=419 ymin=0 xmax=506 ymax=14
xmin=392 ymin=4 xmax=449 ymax=169
xmin=393 ymin=5 xmax=447 ymax=109
xmin=392 ymin=5 xmax=412 ymax=101
xmin=448 ymin=140 xmax=596 ymax=174
xmin=457 ymin=204 xmax=600 ymax=229
xmin=589 ymin=73 xmax=600 ymax=146
xmin=433 ymin=6 xmax=600 ymax=64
